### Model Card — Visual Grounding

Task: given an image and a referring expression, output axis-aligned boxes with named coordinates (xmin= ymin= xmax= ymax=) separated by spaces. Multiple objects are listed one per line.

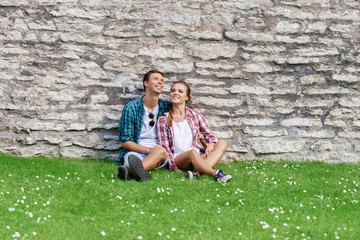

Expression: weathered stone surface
xmin=0 ymin=0 xmax=359 ymax=164
xmin=192 ymin=97 xmax=242 ymax=107
xmin=189 ymin=43 xmax=238 ymax=60
xmin=225 ymin=32 xmax=275 ymax=43
xmin=243 ymin=63 xmax=274 ymax=73
xmin=276 ymin=21 xmax=301 ymax=33
xmin=250 ymin=137 xmax=306 ymax=154
xmin=299 ymin=75 xmax=326 ymax=85
xmin=305 ymin=22 xmax=327 ymax=33
xmin=282 ymin=118 xmax=322 ymax=127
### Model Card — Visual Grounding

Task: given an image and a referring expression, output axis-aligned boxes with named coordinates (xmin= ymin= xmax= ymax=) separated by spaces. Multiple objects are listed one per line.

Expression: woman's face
xmin=170 ymin=83 xmax=189 ymax=105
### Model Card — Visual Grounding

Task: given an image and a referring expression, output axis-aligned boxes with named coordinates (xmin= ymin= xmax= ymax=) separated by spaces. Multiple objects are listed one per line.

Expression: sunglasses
xmin=149 ymin=113 xmax=155 ymax=127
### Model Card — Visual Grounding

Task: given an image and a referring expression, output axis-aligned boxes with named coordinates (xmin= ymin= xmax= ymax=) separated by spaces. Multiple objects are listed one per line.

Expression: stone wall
xmin=0 ymin=0 xmax=359 ymax=163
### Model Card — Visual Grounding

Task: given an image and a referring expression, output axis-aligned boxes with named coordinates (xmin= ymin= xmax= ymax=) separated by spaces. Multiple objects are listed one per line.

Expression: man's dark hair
xmin=143 ymin=70 xmax=164 ymax=91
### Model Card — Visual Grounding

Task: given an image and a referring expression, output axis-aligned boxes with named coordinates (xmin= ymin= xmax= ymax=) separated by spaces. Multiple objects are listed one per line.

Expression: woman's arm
xmin=157 ymin=115 xmax=177 ymax=170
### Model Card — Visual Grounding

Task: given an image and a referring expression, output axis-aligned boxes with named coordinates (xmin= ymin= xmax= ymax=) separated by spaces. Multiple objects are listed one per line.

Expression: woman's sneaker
xmin=214 ymin=170 xmax=232 ymax=183
xmin=186 ymin=171 xmax=201 ymax=180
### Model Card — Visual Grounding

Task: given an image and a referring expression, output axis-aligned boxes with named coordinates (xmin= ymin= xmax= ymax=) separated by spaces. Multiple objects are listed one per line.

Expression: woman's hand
xmin=173 ymin=167 xmax=182 ymax=173
xmin=205 ymin=142 xmax=215 ymax=157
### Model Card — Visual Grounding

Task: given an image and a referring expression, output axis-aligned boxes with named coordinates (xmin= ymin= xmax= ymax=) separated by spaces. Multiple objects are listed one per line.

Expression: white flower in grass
xmin=8 ymin=207 xmax=15 ymax=212
xmin=138 ymin=236 xmax=143 ymax=239
xmin=33 ymin=232 xmax=37 ymax=236
xmin=273 ymin=228 xmax=277 ymax=232
xmin=172 ymin=228 xmax=176 ymax=231
xmin=306 ymin=216 xmax=310 ymax=220
xmin=12 ymin=232 xmax=20 ymax=238
xmin=101 ymin=231 xmax=106 ymax=236
xmin=272 ymin=234 xmax=276 ymax=238
xmin=158 ymin=232 xmax=162 ymax=236
xmin=283 ymin=223 xmax=288 ymax=227
xmin=6 ymin=226 xmax=11 ymax=229
xmin=9 ymin=174 xmax=12 ymax=177
xmin=217 ymin=228 xmax=221 ymax=231
xmin=260 ymin=221 xmax=269 ymax=229
xmin=300 ymin=203 xmax=303 ymax=207
xmin=239 ymin=232 xmax=242 ymax=236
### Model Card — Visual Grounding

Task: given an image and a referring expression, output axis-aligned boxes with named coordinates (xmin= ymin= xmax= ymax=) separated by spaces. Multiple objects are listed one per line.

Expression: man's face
xmin=145 ymin=73 xmax=164 ymax=94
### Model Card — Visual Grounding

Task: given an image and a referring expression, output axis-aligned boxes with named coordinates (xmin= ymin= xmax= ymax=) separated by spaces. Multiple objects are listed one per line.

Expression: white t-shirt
xmin=172 ymin=120 xmax=200 ymax=158
xmin=138 ymin=104 xmax=159 ymax=148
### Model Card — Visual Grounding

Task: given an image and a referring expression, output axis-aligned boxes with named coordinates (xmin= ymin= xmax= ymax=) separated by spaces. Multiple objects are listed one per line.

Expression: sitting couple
xmin=117 ymin=70 xmax=232 ymax=182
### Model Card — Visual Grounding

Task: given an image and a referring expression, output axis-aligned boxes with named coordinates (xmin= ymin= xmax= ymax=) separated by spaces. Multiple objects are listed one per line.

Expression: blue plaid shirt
xmin=117 ymin=96 xmax=170 ymax=164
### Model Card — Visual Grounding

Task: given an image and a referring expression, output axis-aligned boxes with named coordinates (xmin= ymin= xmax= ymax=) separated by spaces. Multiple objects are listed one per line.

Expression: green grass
xmin=1 ymin=153 xmax=359 ymax=240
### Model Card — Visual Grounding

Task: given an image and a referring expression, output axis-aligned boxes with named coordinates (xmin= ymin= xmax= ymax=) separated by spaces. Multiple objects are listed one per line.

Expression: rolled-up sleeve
xmin=119 ymin=105 xmax=134 ymax=142
xmin=196 ymin=111 xmax=218 ymax=143
xmin=157 ymin=115 xmax=176 ymax=170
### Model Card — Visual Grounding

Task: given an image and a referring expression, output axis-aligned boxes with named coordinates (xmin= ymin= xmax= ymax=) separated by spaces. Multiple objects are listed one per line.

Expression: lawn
xmin=1 ymin=153 xmax=359 ymax=239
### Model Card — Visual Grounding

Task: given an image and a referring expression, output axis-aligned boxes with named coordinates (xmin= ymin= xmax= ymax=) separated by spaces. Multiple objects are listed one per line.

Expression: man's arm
xmin=121 ymin=141 xmax=152 ymax=154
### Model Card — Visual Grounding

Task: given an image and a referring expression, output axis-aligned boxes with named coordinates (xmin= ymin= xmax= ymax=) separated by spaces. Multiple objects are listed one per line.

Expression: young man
xmin=117 ymin=70 xmax=170 ymax=181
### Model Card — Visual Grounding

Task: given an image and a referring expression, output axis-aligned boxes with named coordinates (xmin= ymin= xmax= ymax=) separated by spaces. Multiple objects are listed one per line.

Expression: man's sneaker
xmin=128 ymin=155 xmax=152 ymax=181
xmin=118 ymin=166 xmax=130 ymax=180
xmin=186 ymin=171 xmax=201 ymax=180
xmin=214 ymin=170 xmax=232 ymax=183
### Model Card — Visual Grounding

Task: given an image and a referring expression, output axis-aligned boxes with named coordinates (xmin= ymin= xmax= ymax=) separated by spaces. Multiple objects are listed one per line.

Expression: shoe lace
xmin=216 ymin=170 xmax=225 ymax=179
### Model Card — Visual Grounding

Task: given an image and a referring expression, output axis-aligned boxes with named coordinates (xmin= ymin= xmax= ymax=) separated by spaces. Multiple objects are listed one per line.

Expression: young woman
xmin=157 ymin=80 xmax=232 ymax=182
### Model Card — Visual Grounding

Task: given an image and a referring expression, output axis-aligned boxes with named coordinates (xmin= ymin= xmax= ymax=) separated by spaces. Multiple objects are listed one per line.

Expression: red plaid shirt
xmin=157 ymin=108 xmax=218 ymax=170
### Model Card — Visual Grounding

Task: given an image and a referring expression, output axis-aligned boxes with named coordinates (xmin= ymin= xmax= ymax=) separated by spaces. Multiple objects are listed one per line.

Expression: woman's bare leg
xmin=204 ymin=140 xmax=228 ymax=168
xmin=175 ymin=149 xmax=216 ymax=177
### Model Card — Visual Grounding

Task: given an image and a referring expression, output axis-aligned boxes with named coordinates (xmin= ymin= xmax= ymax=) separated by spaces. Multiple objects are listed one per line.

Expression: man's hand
xmin=149 ymin=145 xmax=164 ymax=154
